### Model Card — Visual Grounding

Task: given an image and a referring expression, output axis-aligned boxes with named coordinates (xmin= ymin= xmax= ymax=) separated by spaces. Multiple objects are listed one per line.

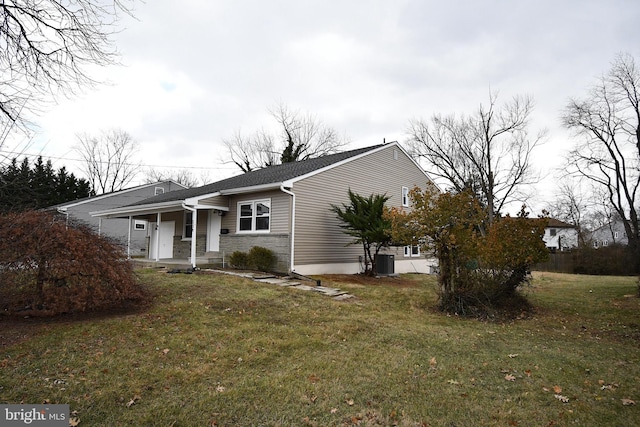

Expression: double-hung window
xmin=401 ymin=186 xmax=409 ymax=207
xmin=183 ymin=212 xmax=193 ymax=240
xmin=238 ymin=199 xmax=270 ymax=232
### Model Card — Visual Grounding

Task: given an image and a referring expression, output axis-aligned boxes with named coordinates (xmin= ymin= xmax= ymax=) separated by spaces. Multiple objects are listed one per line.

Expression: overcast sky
xmin=15 ymin=0 xmax=640 ymax=213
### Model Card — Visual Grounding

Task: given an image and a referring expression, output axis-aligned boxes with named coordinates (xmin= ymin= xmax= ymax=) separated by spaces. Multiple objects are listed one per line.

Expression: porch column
xmin=155 ymin=212 xmax=161 ymax=262
xmin=190 ymin=208 xmax=198 ymax=268
xmin=127 ymin=216 xmax=132 ymax=259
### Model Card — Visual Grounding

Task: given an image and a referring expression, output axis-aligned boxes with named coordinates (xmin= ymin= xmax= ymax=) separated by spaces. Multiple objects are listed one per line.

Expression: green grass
xmin=1 ymin=270 xmax=639 ymax=426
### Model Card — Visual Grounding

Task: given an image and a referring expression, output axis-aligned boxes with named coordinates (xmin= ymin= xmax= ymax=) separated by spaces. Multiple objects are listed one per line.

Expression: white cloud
xmin=9 ymin=0 xmax=638 ymax=212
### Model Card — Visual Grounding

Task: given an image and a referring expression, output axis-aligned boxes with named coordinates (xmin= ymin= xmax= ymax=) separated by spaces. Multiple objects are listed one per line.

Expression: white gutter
xmin=182 ymin=203 xmax=197 ymax=269
xmin=280 ymin=185 xmax=296 ymax=273
xmin=91 ymin=200 xmax=184 ymax=218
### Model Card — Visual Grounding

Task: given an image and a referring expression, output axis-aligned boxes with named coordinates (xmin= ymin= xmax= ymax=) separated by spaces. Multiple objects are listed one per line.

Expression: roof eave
xmin=218 ymin=182 xmax=284 ymax=196
xmin=90 ymin=200 xmax=185 ymax=218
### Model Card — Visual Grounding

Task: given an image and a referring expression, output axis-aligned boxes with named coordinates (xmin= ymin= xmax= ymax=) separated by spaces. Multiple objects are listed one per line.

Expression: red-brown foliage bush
xmin=0 ymin=210 xmax=146 ymax=316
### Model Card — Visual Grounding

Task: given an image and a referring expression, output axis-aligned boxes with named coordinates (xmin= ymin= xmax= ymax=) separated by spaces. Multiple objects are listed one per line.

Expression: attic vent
xmin=155 ymin=187 xmax=165 ymax=195
xmin=393 ymin=149 xmax=398 ymax=160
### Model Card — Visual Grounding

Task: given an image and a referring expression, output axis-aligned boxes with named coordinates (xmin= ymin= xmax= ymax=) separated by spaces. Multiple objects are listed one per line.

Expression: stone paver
xmin=203 ymin=268 xmax=352 ymax=300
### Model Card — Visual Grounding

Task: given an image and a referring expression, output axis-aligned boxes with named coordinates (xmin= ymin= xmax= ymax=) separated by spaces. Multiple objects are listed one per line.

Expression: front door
xmin=207 ymin=212 xmax=221 ymax=252
xmin=150 ymin=220 xmax=174 ymax=259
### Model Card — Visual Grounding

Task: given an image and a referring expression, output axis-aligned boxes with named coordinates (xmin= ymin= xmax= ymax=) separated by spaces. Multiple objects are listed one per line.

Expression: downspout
xmin=127 ymin=215 xmax=132 ymax=259
xmin=155 ymin=212 xmax=161 ymax=262
xmin=280 ymin=185 xmax=296 ymax=273
xmin=56 ymin=208 xmax=69 ymax=230
xmin=182 ymin=203 xmax=197 ymax=269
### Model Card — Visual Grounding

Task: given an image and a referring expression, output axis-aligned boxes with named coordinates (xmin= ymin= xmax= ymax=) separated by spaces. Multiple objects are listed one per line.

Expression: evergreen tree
xmin=0 ymin=156 xmax=92 ymax=213
xmin=330 ymin=190 xmax=392 ymax=276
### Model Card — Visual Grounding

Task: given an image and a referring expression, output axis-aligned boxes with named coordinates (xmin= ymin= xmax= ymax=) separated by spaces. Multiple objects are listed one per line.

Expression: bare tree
xmin=0 ymin=1 xmax=133 ymax=129
xmin=408 ymin=92 xmax=545 ymax=224
xmin=223 ymin=129 xmax=278 ymax=173
xmin=224 ymin=103 xmax=349 ymax=172
xmin=143 ymin=167 xmax=201 ymax=188
xmin=75 ymin=128 xmax=139 ymax=194
xmin=545 ymin=181 xmax=591 ymax=246
xmin=562 ymin=52 xmax=640 ymax=267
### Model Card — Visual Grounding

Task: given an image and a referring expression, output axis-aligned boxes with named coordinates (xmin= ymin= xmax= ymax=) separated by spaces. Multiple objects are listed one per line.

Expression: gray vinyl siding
xmin=217 ymin=190 xmax=292 ymax=271
xmin=221 ymin=190 xmax=291 ymax=234
xmin=292 ymin=145 xmax=431 ymax=266
xmin=59 ymin=181 xmax=184 ymax=256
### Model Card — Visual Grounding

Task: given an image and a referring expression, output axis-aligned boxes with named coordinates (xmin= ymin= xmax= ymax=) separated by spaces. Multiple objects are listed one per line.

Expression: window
xmin=134 ymin=220 xmax=147 ymax=231
xmin=614 ymin=231 xmax=619 ymax=239
xmin=183 ymin=212 xmax=193 ymax=239
xmin=404 ymin=245 xmax=420 ymax=257
xmin=237 ymin=199 xmax=270 ymax=232
xmin=401 ymin=186 xmax=409 ymax=207
xmin=549 ymin=228 xmax=556 ymax=237
xmin=593 ymin=241 xmax=599 ymax=248
xmin=155 ymin=187 xmax=165 ymax=195
xmin=603 ymin=240 xmax=609 ymax=246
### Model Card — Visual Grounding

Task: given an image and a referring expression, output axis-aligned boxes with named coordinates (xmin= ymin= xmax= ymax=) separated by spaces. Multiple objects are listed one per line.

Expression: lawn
xmin=1 ymin=269 xmax=638 ymax=426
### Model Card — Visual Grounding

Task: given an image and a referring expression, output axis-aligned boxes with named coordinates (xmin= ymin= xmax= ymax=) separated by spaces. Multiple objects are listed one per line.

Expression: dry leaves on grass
xmin=554 ymin=394 xmax=569 ymax=403
xmin=429 ymin=357 xmax=437 ymax=370
xmin=504 ymin=374 xmax=516 ymax=382
xmin=69 ymin=411 xmax=80 ymax=426
xmin=622 ymin=399 xmax=636 ymax=406
xmin=126 ymin=394 xmax=141 ymax=408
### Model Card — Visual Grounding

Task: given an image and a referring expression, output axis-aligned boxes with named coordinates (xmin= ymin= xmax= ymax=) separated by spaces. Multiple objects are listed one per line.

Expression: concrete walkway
xmin=203 ymin=269 xmax=354 ymax=301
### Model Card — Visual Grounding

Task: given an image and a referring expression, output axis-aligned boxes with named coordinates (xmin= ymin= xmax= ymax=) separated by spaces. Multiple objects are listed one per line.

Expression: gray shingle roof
xmin=126 ymin=144 xmax=385 ymax=207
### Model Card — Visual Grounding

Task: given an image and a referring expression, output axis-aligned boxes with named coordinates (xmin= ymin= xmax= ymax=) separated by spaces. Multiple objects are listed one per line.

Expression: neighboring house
xmin=91 ymin=142 xmax=437 ymax=274
xmin=50 ymin=181 xmax=187 ymax=257
xmin=589 ymin=219 xmax=629 ymax=248
xmin=543 ymin=218 xmax=578 ymax=252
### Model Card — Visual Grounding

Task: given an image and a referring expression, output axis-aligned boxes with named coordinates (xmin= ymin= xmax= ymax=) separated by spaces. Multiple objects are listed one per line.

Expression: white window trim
xmin=134 ymin=220 xmax=147 ymax=231
xmin=183 ymin=211 xmax=193 ymax=240
xmin=404 ymin=245 xmax=421 ymax=257
xmin=401 ymin=186 xmax=409 ymax=207
xmin=155 ymin=187 xmax=165 ymax=195
xmin=237 ymin=199 xmax=271 ymax=234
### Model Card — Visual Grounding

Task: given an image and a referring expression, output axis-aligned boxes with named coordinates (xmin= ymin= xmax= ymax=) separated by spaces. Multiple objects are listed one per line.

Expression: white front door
xmin=207 ymin=212 xmax=221 ymax=252
xmin=150 ymin=220 xmax=174 ymax=259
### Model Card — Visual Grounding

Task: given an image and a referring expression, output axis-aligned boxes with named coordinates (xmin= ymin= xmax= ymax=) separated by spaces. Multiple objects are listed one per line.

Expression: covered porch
xmin=91 ymin=196 xmax=230 ymax=268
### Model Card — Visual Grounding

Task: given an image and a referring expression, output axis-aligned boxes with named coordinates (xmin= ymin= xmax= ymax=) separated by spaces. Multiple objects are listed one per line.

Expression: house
xmin=543 ymin=218 xmax=578 ymax=251
xmin=589 ymin=219 xmax=629 ymax=248
xmin=50 ymin=181 xmax=187 ymax=257
xmin=91 ymin=142 xmax=437 ymax=274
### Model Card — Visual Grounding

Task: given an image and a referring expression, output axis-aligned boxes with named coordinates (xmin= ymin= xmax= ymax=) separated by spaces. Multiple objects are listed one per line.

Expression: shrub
xmin=248 ymin=246 xmax=277 ymax=272
xmin=0 ymin=210 xmax=146 ymax=316
xmin=228 ymin=247 xmax=277 ymax=271
xmin=229 ymin=251 xmax=250 ymax=269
